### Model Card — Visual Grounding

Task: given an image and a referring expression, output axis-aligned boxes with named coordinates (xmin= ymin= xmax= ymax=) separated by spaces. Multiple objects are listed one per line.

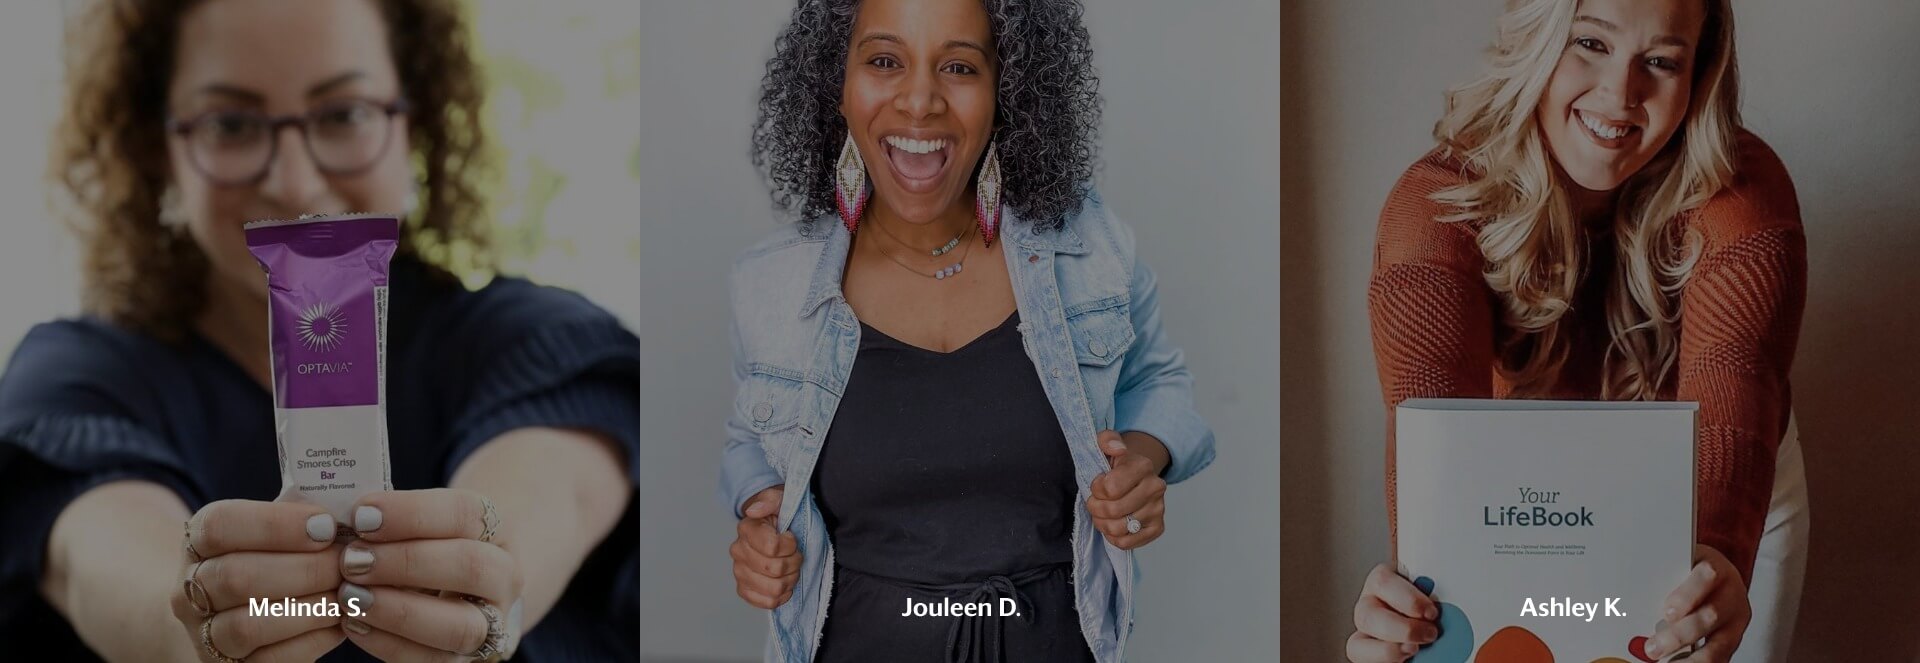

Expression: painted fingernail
xmin=342 ymin=545 xmax=374 ymax=575
xmin=342 ymin=617 xmax=372 ymax=635
xmin=1425 ymin=604 xmax=1438 ymax=620
xmin=1106 ymin=439 xmax=1125 ymax=451
xmin=1401 ymin=642 xmax=1419 ymax=654
xmin=306 ymin=513 xmax=335 ymax=542
xmin=354 ymin=505 xmax=383 ymax=533
xmin=1645 ymin=641 xmax=1664 ymax=657
xmin=340 ymin=582 xmax=374 ymax=611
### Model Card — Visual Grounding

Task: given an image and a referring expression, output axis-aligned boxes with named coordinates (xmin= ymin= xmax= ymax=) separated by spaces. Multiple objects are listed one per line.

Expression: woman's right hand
xmin=172 ymin=500 xmax=347 ymax=662
xmin=1346 ymin=563 xmax=1440 ymax=662
xmin=730 ymin=487 xmax=801 ymax=609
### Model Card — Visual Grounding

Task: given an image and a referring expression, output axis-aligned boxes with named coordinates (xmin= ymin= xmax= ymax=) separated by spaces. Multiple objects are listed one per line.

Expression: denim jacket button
xmin=1051 ymin=367 xmax=1062 ymax=378
xmin=1090 ymin=341 xmax=1108 ymax=357
xmin=752 ymin=402 xmax=774 ymax=423
xmin=1027 ymin=254 xmax=1039 ymax=263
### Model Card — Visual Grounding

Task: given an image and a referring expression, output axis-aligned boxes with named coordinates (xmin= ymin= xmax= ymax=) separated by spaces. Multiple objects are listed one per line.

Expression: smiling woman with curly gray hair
xmin=718 ymin=0 xmax=1216 ymax=661
xmin=752 ymin=0 xmax=1100 ymax=229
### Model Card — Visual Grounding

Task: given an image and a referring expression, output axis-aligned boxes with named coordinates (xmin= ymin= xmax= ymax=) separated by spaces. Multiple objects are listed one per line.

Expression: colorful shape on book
xmin=1410 ymin=602 xmax=1472 ymax=663
xmin=1414 ymin=575 xmax=1436 ymax=595
xmin=1627 ymin=636 xmax=1656 ymax=662
xmin=1473 ymin=625 xmax=1552 ymax=663
xmin=1590 ymin=658 xmax=1632 ymax=663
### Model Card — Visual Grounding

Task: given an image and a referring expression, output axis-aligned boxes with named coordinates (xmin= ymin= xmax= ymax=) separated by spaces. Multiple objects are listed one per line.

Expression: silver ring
xmin=184 ymin=560 xmax=215 ymax=617
xmin=478 ymin=496 xmax=500 ymax=544
xmin=201 ymin=617 xmax=244 ymax=662
xmin=463 ymin=595 xmax=507 ymax=660
xmin=1125 ymin=516 xmax=1142 ymax=535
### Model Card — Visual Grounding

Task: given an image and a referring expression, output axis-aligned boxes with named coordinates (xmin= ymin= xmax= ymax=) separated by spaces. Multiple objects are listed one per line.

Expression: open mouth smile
xmin=880 ymin=134 xmax=953 ymax=193
xmin=1575 ymin=110 xmax=1640 ymax=148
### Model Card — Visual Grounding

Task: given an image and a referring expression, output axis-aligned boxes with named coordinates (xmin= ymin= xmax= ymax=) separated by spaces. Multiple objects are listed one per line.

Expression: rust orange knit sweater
xmin=1368 ymin=131 xmax=1806 ymax=582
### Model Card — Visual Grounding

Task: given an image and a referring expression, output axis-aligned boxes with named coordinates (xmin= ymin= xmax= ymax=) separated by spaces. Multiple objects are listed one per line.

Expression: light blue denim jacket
xmin=717 ymin=191 xmax=1215 ymax=662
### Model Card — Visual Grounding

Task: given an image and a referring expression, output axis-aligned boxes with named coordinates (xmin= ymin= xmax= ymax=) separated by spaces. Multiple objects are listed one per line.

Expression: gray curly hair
xmin=751 ymin=0 xmax=1101 ymax=229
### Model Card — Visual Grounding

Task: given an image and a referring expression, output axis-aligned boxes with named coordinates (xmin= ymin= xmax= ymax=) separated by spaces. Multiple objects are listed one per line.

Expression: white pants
xmin=1731 ymin=415 xmax=1808 ymax=663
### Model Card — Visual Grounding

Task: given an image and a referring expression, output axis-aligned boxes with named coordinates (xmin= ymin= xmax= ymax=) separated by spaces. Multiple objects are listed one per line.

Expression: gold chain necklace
xmin=873 ymin=222 xmax=974 ymax=280
xmin=872 ymin=215 xmax=965 ymax=256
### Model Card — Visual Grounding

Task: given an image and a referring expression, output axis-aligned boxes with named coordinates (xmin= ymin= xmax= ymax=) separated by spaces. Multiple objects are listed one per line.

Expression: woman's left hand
xmin=1086 ymin=430 xmax=1170 ymax=550
xmin=338 ymin=488 xmax=523 ymax=661
xmin=1643 ymin=544 xmax=1751 ymax=662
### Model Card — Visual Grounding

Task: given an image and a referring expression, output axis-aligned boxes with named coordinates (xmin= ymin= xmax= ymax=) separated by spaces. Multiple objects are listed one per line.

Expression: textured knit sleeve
xmin=436 ymin=280 xmax=639 ymax=486
xmin=1678 ymin=132 xmax=1807 ymax=582
xmin=1367 ymin=153 xmax=1499 ymax=551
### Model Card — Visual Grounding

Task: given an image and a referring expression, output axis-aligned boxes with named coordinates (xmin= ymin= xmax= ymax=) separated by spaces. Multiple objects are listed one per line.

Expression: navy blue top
xmin=0 ymin=256 xmax=638 ymax=662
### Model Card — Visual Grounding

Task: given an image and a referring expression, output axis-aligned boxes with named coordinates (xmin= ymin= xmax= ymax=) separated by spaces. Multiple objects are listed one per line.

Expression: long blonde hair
xmin=1431 ymin=0 xmax=1741 ymax=399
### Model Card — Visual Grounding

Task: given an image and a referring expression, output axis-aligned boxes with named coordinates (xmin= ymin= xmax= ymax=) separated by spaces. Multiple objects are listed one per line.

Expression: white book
xmin=1395 ymin=399 xmax=1695 ymax=663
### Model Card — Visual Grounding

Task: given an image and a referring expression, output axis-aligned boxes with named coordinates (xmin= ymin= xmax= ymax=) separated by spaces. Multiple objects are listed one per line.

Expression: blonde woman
xmin=1347 ymin=1 xmax=1807 ymax=662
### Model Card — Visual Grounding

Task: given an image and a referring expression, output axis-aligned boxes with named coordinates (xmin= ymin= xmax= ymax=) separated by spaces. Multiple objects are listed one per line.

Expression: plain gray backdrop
xmin=638 ymin=0 xmax=1280 ymax=660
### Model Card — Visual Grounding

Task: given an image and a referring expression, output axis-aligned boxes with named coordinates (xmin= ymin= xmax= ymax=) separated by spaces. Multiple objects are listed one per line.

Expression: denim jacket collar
xmin=1004 ymin=209 xmax=1089 ymax=256
xmin=797 ymin=220 xmax=851 ymax=320
xmin=796 ymin=206 xmax=1089 ymax=319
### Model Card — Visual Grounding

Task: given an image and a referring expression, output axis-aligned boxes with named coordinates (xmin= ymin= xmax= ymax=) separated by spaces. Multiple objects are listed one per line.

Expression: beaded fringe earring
xmin=974 ymin=140 xmax=1002 ymax=247
xmin=835 ymin=132 xmax=870 ymax=233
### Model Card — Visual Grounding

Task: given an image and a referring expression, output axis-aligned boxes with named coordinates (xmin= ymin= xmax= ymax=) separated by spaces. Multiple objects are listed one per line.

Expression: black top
xmin=0 ymin=256 xmax=638 ymax=662
xmin=811 ymin=311 xmax=1091 ymax=663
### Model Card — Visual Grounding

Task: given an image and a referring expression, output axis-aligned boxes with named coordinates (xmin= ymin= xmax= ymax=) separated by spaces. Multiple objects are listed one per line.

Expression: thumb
xmin=743 ymin=488 xmax=782 ymax=519
xmin=1094 ymin=432 xmax=1128 ymax=499
xmin=1097 ymin=431 xmax=1128 ymax=463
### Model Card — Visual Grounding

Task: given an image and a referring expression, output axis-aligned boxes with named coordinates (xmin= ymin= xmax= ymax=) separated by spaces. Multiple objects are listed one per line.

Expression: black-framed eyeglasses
xmin=167 ymin=98 xmax=410 ymax=187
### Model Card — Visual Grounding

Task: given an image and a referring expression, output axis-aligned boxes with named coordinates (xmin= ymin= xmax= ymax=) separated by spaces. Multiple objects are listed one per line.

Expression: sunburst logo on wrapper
xmin=296 ymin=302 xmax=348 ymax=352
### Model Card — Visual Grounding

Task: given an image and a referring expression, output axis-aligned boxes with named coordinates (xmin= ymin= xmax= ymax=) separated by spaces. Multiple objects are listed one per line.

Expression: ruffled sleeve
xmin=0 ymin=321 xmax=201 ymax=622
xmin=430 ymin=279 xmax=639 ymax=484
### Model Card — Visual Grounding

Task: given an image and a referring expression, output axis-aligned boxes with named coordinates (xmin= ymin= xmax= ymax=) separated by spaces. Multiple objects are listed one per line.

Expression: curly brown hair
xmin=50 ymin=0 xmax=494 ymax=342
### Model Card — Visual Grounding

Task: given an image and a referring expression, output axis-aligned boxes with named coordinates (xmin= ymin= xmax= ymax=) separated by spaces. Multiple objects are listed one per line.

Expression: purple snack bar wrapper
xmin=245 ymin=213 xmax=398 ymax=528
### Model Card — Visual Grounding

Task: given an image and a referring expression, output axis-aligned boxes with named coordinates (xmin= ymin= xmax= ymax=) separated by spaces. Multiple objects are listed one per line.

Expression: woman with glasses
xmin=0 ymin=1 xmax=636 ymax=661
